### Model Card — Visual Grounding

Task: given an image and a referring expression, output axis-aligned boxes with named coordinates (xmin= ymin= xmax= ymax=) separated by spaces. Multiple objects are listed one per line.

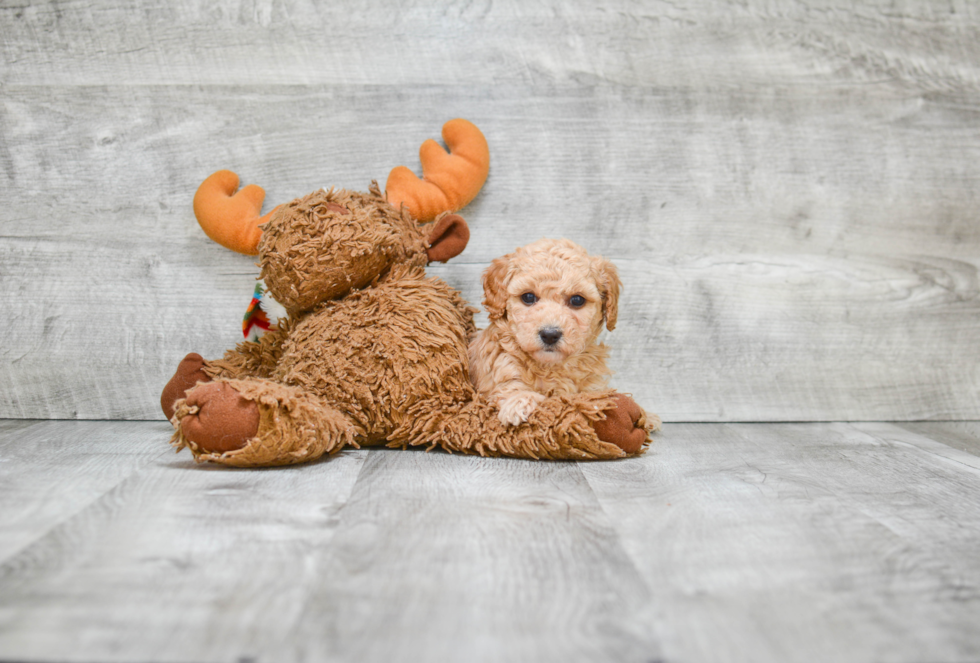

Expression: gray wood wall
xmin=2 ymin=1 xmax=979 ymax=422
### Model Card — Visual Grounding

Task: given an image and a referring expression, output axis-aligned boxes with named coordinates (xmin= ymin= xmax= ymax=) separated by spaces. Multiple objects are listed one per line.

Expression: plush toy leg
xmin=393 ymin=391 xmax=659 ymax=461
xmin=161 ymin=325 xmax=291 ymax=421
xmin=161 ymin=353 xmax=212 ymax=420
xmin=592 ymin=393 xmax=660 ymax=454
xmin=170 ymin=378 xmax=357 ymax=467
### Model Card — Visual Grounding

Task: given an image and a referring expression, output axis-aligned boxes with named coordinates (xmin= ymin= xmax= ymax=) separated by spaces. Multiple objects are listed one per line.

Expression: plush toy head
xmin=257 ymin=185 xmax=469 ymax=315
xmin=191 ymin=119 xmax=486 ymax=316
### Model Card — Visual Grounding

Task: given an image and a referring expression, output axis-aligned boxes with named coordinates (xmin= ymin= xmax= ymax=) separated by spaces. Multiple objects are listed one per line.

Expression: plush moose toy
xmin=161 ymin=119 xmax=657 ymax=467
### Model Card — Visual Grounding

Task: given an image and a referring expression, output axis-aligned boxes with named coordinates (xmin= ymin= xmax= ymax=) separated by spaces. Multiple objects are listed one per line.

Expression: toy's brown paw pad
xmin=179 ymin=382 xmax=260 ymax=454
xmin=161 ymin=352 xmax=212 ymax=420
xmin=593 ymin=394 xmax=647 ymax=455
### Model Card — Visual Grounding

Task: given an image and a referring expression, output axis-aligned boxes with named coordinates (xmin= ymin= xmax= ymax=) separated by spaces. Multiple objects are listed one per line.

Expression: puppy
xmin=469 ymin=238 xmax=621 ymax=426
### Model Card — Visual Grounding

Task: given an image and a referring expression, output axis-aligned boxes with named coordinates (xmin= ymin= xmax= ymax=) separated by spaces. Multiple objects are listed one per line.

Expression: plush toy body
xmin=162 ymin=121 xmax=657 ymax=467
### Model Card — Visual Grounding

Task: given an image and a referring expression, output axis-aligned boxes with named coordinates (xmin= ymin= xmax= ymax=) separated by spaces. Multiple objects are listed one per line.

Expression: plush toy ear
xmin=426 ymin=213 xmax=470 ymax=263
xmin=594 ymin=256 xmax=621 ymax=331
xmin=482 ymin=255 xmax=511 ymax=321
xmin=193 ymin=170 xmax=280 ymax=255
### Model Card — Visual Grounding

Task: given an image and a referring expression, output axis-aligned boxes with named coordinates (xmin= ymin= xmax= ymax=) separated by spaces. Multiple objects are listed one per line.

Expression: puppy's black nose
xmin=539 ymin=328 xmax=563 ymax=346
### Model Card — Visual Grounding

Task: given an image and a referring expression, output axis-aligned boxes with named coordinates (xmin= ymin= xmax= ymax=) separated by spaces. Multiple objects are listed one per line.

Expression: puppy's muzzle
xmin=539 ymin=327 xmax=563 ymax=347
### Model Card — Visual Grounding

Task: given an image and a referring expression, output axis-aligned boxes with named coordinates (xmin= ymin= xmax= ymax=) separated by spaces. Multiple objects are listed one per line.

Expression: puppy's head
xmin=482 ymin=238 xmax=621 ymax=365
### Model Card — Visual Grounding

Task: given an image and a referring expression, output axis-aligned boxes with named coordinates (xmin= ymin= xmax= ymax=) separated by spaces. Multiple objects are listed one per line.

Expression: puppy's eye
xmin=568 ymin=295 xmax=586 ymax=308
xmin=520 ymin=292 xmax=537 ymax=305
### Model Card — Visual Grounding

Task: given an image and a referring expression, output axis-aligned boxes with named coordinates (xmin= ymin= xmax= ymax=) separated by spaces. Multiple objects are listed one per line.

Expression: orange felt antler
xmin=192 ymin=170 xmax=279 ymax=255
xmin=385 ymin=119 xmax=490 ymax=222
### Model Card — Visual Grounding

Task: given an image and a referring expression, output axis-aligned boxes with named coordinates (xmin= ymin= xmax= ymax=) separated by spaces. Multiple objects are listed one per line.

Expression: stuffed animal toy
xmin=161 ymin=119 xmax=657 ymax=467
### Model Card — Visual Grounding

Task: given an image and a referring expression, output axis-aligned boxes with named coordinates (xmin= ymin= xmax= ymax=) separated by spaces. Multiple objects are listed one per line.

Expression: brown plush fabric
xmin=258 ymin=184 xmax=428 ymax=316
xmin=425 ymin=213 xmax=470 ymax=263
xmin=591 ymin=393 xmax=653 ymax=454
xmin=178 ymin=381 xmax=261 ymax=453
xmin=204 ymin=323 xmax=291 ymax=381
xmin=394 ymin=391 xmax=653 ymax=460
xmin=172 ymin=378 xmax=356 ymax=467
xmin=167 ymin=184 xmax=657 ymax=467
xmin=161 ymin=352 xmax=211 ymax=420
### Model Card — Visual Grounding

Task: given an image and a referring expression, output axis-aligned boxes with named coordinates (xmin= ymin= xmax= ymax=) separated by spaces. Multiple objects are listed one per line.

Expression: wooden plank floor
xmin=1 ymin=420 xmax=978 ymax=663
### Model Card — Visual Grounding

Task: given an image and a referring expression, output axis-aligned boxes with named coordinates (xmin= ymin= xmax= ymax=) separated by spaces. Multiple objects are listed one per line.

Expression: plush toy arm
xmin=392 ymin=391 xmax=654 ymax=460
xmin=203 ymin=321 xmax=292 ymax=381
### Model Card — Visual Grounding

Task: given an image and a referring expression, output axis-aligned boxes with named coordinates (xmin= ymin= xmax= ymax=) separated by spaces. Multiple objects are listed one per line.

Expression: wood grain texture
xmin=896 ymin=421 xmax=980 ymax=458
xmin=0 ymin=419 xmax=167 ymax=563
xmin=2 ymin=1 xmax=979 ymax=88
xmin=581 ymin=422 xmax=980 ymax=663
xmin=2 ymin=420 xmax=980 ymax=662
xmin=2 ymin=1 xmax=979 ymax=420
xmin=274 ymin=450 xmax=657 ymax=663
xmin=0 ymin=421 xmax=656 ymax=663
xmin=0 ymin=420 xmax=369 ymax=662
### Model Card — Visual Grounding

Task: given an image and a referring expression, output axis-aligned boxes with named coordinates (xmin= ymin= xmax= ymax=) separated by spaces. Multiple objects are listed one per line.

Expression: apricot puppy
xmin=469 ymin=238 xmax=621 ymax=425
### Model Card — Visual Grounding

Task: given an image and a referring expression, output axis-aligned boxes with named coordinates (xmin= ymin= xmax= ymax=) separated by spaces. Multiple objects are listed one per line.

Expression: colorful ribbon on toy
xmin=243 ymin=280 xmax=285 ymax=341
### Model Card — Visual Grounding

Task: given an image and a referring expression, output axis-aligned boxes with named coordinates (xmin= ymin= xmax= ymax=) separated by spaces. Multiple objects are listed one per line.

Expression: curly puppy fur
xmin=469 ymin=238 xmax=621 ymax=426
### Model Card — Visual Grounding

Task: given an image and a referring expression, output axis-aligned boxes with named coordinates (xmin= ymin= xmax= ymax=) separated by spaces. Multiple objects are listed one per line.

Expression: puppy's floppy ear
xmin=593 ymin=256 xmax=621 ymax=331
xmin=482 ymin=255 xmax=511 ymax=321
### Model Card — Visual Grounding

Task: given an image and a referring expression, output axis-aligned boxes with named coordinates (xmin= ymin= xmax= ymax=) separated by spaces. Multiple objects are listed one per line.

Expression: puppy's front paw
xmin=496 ymin=391 xmax=547 ymax=426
